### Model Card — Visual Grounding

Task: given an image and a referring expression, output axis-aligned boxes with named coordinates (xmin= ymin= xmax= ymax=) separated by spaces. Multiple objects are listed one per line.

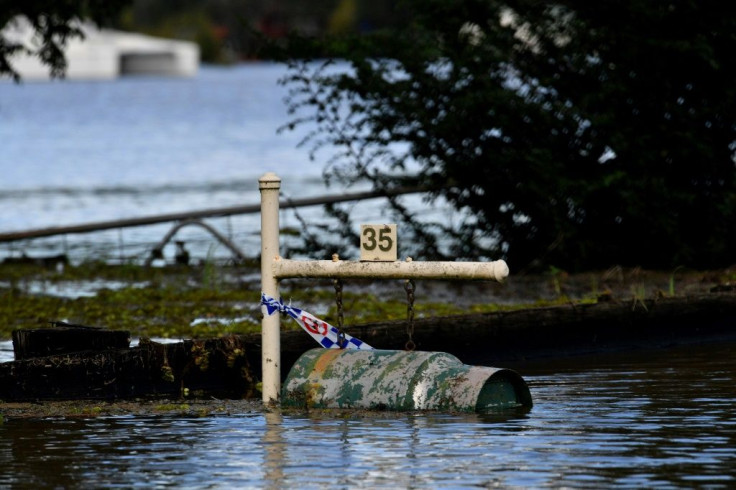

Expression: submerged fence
xmin=0 ymin=186 xmax=426 ymax=265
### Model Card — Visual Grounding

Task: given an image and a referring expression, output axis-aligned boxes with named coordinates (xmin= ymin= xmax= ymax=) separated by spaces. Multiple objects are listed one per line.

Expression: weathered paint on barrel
xmin=282 ymin=349 xmax=532 ymax=412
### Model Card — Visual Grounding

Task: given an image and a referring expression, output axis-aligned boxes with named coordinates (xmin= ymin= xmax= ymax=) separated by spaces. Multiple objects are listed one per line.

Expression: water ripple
xmin=1 ymin=343 xmax=734 ymax=487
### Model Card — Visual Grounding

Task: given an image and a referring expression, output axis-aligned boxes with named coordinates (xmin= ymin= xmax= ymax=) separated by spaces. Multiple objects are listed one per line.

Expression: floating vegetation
xmin=2 ymin=261 xmax=731 ymax=341
xmin=0 ymin=262 xmax=263 ymax=340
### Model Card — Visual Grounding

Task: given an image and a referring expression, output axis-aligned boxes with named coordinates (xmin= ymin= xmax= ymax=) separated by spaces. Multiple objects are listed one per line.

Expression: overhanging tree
xmin=280 ymin=0 xmax=736 ymax=271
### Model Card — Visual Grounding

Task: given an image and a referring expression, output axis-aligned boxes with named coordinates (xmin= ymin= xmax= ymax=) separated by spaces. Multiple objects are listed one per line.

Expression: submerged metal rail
xmin=0 ymin=186 xmax=425 ymax=243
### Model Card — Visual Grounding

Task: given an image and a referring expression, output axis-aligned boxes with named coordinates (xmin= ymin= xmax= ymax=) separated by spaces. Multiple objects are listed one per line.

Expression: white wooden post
xmin=258 ymin=172 xmax=510 ymax=408
xmin=259 ymin=172 xmax=281 ymax=406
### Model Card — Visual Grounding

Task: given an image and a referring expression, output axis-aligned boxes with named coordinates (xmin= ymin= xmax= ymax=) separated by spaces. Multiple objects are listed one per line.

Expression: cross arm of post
xmin=271 ymin=256 xmax=509 ymax=282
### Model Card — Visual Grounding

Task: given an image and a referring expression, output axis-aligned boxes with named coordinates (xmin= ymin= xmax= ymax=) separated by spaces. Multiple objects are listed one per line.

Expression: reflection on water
xmin=1 ymin=341 xmax=734 ymax=488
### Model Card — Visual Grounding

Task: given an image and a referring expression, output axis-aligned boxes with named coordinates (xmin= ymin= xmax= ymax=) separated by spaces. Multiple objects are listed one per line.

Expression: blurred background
xmin=0 ymin=1 xmax=450 ymax=266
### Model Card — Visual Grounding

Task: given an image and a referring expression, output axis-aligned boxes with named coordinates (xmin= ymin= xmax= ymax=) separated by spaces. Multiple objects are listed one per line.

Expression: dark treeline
xmin=113 ymin=0 xmax=399 ymax=62
xmin=0 ymin=0 xmax=399 ymax=69
xmin=276 ymin=0 xmax=736 ymax=272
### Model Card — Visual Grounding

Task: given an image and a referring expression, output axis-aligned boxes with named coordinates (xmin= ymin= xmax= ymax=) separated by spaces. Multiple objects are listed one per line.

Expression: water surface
xmin=2 ymin=341 xmax=734 ymax=488
xmin=0 ymin=64 xmax=452 ymax=264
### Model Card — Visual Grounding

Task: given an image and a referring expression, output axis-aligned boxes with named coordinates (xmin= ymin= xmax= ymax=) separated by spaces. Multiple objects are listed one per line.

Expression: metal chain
xmin=404 ymin=279 xmax=416 ymax=351
xmin=333 ymin=278 xmax=347 ymax=348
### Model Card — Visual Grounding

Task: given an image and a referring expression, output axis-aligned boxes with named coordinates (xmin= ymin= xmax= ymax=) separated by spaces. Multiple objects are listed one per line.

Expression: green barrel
xmin=282 ymin=349 xmax=532 ymax=412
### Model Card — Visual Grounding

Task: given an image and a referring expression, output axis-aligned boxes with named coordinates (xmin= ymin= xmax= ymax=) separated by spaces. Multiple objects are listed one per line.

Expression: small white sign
xmin=360 ymin=224 xmax=397 ymax=261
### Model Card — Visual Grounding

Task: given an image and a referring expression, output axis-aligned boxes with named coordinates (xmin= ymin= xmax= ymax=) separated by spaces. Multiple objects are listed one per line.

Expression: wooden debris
xmin=12 ymin=322 xmax=130 ymax=360
xmin=0 ymin=332 xmax=256 ymax=402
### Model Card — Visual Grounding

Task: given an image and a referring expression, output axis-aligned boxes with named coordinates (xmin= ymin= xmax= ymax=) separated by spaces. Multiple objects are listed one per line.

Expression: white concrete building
xmin=3 ymin=18 xmax=199 ymax=80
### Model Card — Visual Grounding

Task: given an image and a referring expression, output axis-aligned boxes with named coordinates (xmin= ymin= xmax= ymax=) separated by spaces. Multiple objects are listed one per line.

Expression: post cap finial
xmin=259 ymin=172 xmax=281 ymax=189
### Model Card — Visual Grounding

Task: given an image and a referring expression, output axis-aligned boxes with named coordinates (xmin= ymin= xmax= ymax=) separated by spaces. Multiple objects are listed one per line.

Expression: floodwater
xmin=0 ymin=63 xmax=451 ymax=264
xmin=2 ymin=341 xmax=734 ymax=488
xmin=1 ymin=61 xmax=734 ymax=488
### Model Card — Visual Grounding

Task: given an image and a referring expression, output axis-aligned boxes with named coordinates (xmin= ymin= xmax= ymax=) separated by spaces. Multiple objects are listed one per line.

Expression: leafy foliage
xmin=279 ymin=0 xmax=736 ymax=271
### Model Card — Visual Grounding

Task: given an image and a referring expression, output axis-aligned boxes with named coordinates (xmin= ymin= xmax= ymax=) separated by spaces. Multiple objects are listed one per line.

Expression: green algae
xmin=0 ymin=262 xmax=264 ymax=340
xmin=1 ymin=262 xmax=508 ymax=340
xmin=2 ymin=261 xmax=731 ymax=341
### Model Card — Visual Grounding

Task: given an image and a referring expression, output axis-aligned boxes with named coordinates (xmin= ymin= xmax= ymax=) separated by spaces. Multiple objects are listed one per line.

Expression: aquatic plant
xmin=1 ymin=262 xmax=726 ymax=341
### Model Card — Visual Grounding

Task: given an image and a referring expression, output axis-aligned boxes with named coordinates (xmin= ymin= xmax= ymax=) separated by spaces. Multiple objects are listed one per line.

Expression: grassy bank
xmin=1 ymin=261 xmax=733 ymax=341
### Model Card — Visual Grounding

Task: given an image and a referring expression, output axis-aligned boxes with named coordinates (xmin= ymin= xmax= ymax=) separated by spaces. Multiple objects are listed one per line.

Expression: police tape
xmin=260 ymin=292 xmax=373 ymax=350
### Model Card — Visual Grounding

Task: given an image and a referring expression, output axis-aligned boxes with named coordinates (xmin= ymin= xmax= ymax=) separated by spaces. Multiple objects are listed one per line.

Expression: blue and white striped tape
xmin=260 ymin=293 xmax=373 ymax=350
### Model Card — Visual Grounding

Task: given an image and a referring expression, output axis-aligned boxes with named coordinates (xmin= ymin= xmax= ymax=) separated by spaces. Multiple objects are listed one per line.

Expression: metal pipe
xmin=0 ymin=186 xmax=427 ymax=243
xmin=260 ymin=172 xmax=282 ymax=406
xmin=143 ymin=219 xmax=248 ymax=266
xmin=273 ymin=257 xmax=509 ymax=282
